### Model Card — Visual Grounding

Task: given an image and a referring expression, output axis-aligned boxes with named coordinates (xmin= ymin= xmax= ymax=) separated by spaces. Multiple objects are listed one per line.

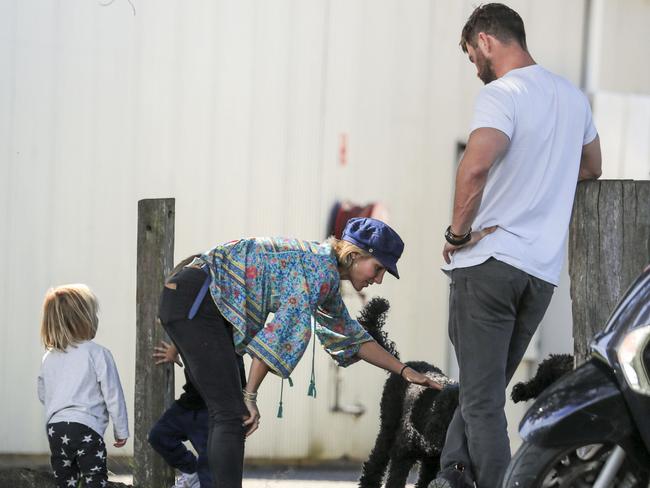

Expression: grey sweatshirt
xmin=37 ymin=340 xmax=129 ymax=440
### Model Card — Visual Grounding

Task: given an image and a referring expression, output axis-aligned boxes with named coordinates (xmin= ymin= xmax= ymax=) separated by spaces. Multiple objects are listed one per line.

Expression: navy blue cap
xmin=341 ymin=217 xmax=404 ymax=279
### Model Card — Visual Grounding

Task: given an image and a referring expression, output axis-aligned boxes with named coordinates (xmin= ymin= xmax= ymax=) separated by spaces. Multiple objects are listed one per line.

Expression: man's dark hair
xmin=460 ymin=3 xmax=527 ymax=53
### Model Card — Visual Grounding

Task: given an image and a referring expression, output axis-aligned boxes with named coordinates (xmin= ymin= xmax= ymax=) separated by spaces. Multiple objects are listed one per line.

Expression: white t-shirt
xmin=37 ymin=340 xmax=130 ymax=440
xmin=443 ymin=65 xmax=597 ymax=285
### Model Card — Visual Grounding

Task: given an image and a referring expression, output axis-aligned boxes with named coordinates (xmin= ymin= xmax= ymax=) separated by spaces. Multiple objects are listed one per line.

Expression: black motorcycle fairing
xmin=594 ymin=266 xmax=650 ymax=452
xmin=617 ymin=375 xmax=650 ymax=453
xmin=511 ymin=267 xmax=650 ymax=482
xmin=519 ymin=360 xmax=633 ymax=448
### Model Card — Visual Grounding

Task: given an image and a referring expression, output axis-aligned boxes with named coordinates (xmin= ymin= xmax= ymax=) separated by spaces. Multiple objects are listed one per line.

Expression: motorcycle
xmin=503 ymin=265 xmax=650 ymax=487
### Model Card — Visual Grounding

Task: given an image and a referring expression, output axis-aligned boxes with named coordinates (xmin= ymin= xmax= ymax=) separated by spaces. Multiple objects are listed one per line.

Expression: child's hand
xmin=153 ymin=340 xmax=182 ymax=367
xmin=114 ymin=438 xmax=127 ymax=448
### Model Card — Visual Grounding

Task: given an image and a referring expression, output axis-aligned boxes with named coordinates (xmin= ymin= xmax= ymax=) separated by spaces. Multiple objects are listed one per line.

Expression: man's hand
xmin=153 ymin=340 xmax=183 ymax=367
xmin=578 ymin=135 xmax=602 ymax=181
xmin=443 ymin=226 xmax=498 ymax=264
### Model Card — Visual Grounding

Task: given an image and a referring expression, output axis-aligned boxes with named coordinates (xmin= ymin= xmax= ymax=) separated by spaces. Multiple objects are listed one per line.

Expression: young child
xmin=37 ymin=284 xmax=129 ymax=488
xmin=148 ymin=340 xmax=211 ymax=488
xmin=149 ymin=340 xmax=247 ymax=488
xmin=148 ymin=254 xmax=247 ymax=488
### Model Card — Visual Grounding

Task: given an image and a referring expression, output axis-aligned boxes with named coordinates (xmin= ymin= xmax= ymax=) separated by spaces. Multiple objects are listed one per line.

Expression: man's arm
xmin=450 ymin=127 xmax=510 ymax=235
xmin=578 ymin=135 xmax=602 ymax=181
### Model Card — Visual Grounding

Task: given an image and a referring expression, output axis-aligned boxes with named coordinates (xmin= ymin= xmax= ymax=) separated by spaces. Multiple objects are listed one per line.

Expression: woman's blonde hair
xmin=40 ymin=284 xmax=99 ymax=351
xmin=326 ymin=236 xmax=371 ymax=272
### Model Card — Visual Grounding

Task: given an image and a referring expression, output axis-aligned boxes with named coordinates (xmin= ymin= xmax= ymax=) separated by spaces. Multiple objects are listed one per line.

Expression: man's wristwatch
xmin=445 ymin=225 xmax=472 ymax=246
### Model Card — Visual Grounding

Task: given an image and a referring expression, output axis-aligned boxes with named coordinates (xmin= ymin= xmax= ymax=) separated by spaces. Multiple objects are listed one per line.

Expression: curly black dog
xmin=510 ymin=353 xmax=574 ymax=403
xmin=355 ymin=297 xmax=573 ymax=488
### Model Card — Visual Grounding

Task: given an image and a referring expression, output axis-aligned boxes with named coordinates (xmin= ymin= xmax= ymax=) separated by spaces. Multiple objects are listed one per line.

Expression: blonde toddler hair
xmin=41 ymin=284 xmax=99 ymax=351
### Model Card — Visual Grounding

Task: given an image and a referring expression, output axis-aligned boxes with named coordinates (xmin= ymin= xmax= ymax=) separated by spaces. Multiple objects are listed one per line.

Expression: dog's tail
xmin=356 ymin=297 xmax=400 ymax=360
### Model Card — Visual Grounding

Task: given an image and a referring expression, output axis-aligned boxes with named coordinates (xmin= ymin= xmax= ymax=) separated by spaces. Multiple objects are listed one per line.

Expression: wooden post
xmin=134 ymin=198 xmax=176 ymax=487
xmin=569 ymin=180 xmax=650 ymax=365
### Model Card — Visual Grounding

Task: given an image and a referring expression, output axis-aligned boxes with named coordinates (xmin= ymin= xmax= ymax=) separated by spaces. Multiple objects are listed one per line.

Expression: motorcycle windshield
xmin=593 ymin=266 xmax=650 ymax=357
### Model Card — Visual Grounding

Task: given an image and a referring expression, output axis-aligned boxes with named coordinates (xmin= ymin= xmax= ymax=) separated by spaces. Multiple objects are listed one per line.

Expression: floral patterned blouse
xmin=197 ymin=238 xmax=373 ymax=378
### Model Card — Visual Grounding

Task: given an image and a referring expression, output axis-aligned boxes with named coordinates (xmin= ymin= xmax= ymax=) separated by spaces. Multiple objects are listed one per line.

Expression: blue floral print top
xmin=197 ymin=238 xmax=374 ymax=378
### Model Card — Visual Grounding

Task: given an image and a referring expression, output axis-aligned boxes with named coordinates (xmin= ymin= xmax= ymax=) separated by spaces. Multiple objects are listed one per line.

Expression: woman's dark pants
xmin=158 ymin=267 xmax=248 ymax=488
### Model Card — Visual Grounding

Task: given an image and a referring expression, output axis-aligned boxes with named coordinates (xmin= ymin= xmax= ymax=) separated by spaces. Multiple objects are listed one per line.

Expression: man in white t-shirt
xmin=431 ymin=4 xmax=602 ymax=488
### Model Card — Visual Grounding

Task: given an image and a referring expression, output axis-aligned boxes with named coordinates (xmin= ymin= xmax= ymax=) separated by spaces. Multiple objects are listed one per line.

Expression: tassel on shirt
xmin=277 ymin=379 xmax=284 ymax=418
xmin=276 ymin=376 xmax=294 ymax=418
xmin=307 ymin=318 xmax=317 ymax=398
xmin=277 ymin=318 xmax=317 ymax=418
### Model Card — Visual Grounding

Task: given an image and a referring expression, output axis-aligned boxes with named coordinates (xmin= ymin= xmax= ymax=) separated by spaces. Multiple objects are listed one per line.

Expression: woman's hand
xmin=402 ymin=366 xmax=443 ymax=390
xmin=153 ymin=340 xmax=183 ymax=367
xmin=357 ymin=342 xmax=443 ymax=390
xmin=242 ymin=396 xmax=261 ymax=437
xmin=241 ymin=357 xmax=270 ymax=437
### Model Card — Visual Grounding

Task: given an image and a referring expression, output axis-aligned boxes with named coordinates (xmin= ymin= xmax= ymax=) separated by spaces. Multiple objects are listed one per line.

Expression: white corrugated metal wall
xmin=3 ymin=0 xmax=646 ymax=461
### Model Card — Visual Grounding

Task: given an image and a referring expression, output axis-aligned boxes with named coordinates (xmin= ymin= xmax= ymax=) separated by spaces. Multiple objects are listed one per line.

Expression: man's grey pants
xmin=441 ymin=258 xmax=554 ymax=488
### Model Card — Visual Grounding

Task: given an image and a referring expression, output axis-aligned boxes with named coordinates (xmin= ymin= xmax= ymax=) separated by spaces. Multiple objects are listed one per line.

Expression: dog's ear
xmin=356 ymin=297 xmax=400 ymax=360
xmin=420 ymin=384 xmax=459 ymax=450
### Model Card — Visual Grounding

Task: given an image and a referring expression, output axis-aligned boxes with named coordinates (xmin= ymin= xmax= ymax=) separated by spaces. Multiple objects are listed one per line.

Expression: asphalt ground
xmin=109 ymin=465 xmax=419 ymax=487
xmin=0 ymin=455 xmax=419 ymax=487
xmin=108 ymin=474 xmax=360 ymax=487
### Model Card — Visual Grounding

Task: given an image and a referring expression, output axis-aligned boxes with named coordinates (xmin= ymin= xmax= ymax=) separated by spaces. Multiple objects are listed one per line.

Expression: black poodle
xmin=510 ymin=353 xmax=574 ymax=403
xmin=355 ymin=297 xmax=573 ymax=488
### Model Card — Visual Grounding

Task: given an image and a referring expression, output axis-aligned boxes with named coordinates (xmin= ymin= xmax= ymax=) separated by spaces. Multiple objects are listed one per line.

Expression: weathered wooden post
xmin=569 ymin=180 xmax=650 ymax=364
xmin=134 ymin=198 xmax=176 ymax=487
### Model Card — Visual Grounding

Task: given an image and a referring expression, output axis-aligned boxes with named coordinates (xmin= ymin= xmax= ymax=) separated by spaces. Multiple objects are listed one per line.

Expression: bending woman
xmin=158 ymin=217 xmax=441 ymax=487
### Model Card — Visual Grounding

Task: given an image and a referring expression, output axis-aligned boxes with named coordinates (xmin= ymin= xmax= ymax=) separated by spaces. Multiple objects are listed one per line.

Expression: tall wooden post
xmin=134 ymin=198 xmax=176 ymax=487
xmin=569 ymin=180 xmax=650 ymax=365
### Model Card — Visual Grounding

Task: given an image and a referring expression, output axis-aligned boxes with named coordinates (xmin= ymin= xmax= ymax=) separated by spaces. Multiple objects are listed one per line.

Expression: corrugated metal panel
xmin=596 ymin=0 xmax=650 ymax=95
xmin=4 ymin=0 xmax=637 ymax=462
xmin=595 ymin=92 xmax=650 ymax=180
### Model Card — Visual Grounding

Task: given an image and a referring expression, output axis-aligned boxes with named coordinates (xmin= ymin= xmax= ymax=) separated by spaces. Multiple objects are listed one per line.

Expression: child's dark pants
xmin=148 ymin=402 xmax=212 ymax=487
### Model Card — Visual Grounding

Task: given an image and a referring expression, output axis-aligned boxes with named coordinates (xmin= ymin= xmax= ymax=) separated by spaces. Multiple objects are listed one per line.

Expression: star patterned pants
xmin=47 ymin=421 xmax=108 ymax=488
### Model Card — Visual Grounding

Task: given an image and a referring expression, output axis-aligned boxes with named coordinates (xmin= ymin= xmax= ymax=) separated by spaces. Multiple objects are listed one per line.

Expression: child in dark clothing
xmin=148 ymin=341 xmax=246 ymax=488
xmin=148 ymin=341 xmax=209 ymax=488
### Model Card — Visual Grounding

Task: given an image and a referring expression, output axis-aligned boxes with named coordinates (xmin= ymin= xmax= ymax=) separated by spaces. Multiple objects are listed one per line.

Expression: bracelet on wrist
xmin=399 ymin=365 xmax=409 ymax=378
xmin=242 ymin=389 xmax=258 ymax=403
xmin=445 ymin=225 xmax=472 ymax=246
